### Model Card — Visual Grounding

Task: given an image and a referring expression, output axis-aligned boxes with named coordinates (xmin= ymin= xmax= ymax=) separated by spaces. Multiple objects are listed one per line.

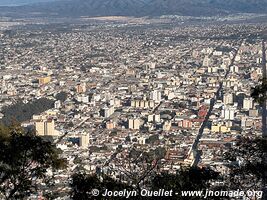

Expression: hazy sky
xmin=0 ymin=0 xmax=56 ymax=6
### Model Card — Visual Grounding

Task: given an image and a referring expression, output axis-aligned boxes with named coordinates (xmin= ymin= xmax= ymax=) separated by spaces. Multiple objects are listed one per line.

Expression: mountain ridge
xmin=1 ymin=0 xmax=267 ymax=17
xmin=0 ymin=0 xmax=56 ymax=6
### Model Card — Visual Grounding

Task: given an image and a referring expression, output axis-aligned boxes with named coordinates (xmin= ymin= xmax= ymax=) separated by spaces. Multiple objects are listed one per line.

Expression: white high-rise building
xmin=241 ymin=117 xmax=247 ymax=127
xmin=147 ymin=114 xmax=161 ymax=123
xmin=128 ymin=118 xmax=140 ymax=130
xmin=54 ymin=100 xmax=61 ymax=109
xmin=230 ymin=65 xmax=239 ymax=73
xmin=208 ymin=67 xmax=218 ymax=73
xmin=154 ymin=114 xmax=161 ymax=123
xmin=79 ymin=134 xmax=90 ymax=148
xmin=243 ymin=98 xmax=253 ymax=110
xmin=221 ymin=106 xmax=235 ymax=120
xmin=148 ymin=115 xmax=154 ymax=122
xmin=203 ymin=56 xmax=211 ymax=67
xmin=101 ymin=105 xmax=114 ymax=118
xmin=223 ymin=93 xmax=234 ymax=105
xmin=150 ymin=90 xmax=161 ymax=103
xmin=35 ymin=119 xmax=57 ymax=136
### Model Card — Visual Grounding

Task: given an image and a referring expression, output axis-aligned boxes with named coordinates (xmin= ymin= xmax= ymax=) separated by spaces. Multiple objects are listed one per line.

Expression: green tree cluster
xmin=70 ymin=167 xmax=219 ymax=200
xmin=0 ymin=98 xmax=54 ymax=125
xmin=0 ymin=124 xmax=66 ymax=200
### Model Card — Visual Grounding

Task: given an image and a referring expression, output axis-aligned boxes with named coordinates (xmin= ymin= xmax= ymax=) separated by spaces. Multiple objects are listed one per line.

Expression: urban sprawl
xmin=0 ymin=17 xmax=266 ymax=198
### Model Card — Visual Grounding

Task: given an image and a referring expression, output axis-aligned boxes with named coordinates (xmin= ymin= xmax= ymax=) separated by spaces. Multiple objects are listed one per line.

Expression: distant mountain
xmin=0 ymin=0 xmax=56 ymax=6
xmin=1 ymin=0 xmax=267 ymax=17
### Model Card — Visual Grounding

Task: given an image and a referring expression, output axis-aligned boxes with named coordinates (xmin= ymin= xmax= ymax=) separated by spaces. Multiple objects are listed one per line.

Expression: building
xmin=208 ymin=67 xmax=218 ymax=73
xmin=110 ymin=98 xmax=121 ymax=107
xmin=150 ymin=90 xmax=161 ymax=103
xmin=131 ymin=99 xmax=155 ymax=108
xmin=148 ymin=114 xmax=154 ymax=122
xmin=35 ymin=119 xmax=57 ymax=136
xmin=38 ymin=76 xmax=51 ymax=85
xmin=211 ymin=124 xmax=230 ymax=133
xmin=163 ymin=121 xmax=172 ymax=131
xmin=77 ymin=95 xmax=89 ymax=103
xmin=79 ymin=134 xmax=90 ymax=148
xmin=177 ymin=119 xmax=192 ymax=128
xmin=223 ymin=57 xmax=231 ymax=67
xmin=230 ymin=65 xmax=239 ymax=73
xmin=192 ymin=49 xmax=200 ymax=58
xmin=54 ymin=100 xmax=61 ymax=109
xmin=203 ymin=56 xmax=211 ymax=67
xmin=221 ymin=106 xmax=235 ymax=120
xmin=76 ymin=83 xmax=86 ymax=93
xmin=223 ymin=93 xmax=234 ymax=105
xmin=148 ymin=114 xmax=161 ymax=123
xmin=100 ymin=105 xmax=114 ymax=118
xmin=249 ymin=109 xmax=259 ymax=117
xmin=126 ymin=68 xmax=135 ymax=75
xmin=106 ymin=121 xmax=116 ymax=129
xmin=243 ymin=98 xmax=253 ymax=110
xmin=128 ymin=118 xmax=140 ymax=130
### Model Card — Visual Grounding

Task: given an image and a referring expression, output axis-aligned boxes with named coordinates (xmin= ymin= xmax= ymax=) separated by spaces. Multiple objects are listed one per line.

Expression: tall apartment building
xmin=128 ymin=118 xmax=140 ymax=130
xmin=100 ymin=105 xmax=114 ymax=118
xmin=150 ymin=90 xmax=161 ymax=103
xmin=35 ymin=119 xmax=56 ymax=136
xmin=79 ymin=134 xmax=90 ymax=148
xmin=148 ymin=114 xmax=161 ymax=123
xmin=243 ymin=97 xmax=253 ymax=110
xmin=221 ymin=106 xmax=235 ymax=120
xmin=223 ymin=93 xmax=234 ymax=105
xmin=202 ymin=56 xmax=211 ymax=67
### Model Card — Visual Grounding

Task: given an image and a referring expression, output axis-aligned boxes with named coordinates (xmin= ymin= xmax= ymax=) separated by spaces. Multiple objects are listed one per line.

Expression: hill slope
xmin=1 ymin=0 xmax=267 ymax=17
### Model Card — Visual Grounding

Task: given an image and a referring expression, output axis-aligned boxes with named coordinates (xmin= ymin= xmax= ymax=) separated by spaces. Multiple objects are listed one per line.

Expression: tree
xmin=251 ymin=77 xmax=267 ymax=137
xmin=0 ymin=124 xmax=10 ymax=140
xmin=251 ymin=78 xmax=267 ymax=106
xmin=0 ymin=98 xmax=55 ymax=126
xmin=70 ymin=173 xmax=134 ymax=200
xmin=223 ymin=137 xmax=267 ymax=199
xmin=108 ymin=147 xmax=166 ymax=193
xmin=55 ymin=91 xmax=68 ymax=102
xmin=70 ymin=167 xmax=219 ymax=200
xmin=146 ymin=134 xmax=159 ymax=144
xmin=0 ymin=125 xmax=66 ymax=200
xmin=151 ymin=167 xmax=220 ymax=200
xmin=251 ymin=74 xmax=267 ymax=197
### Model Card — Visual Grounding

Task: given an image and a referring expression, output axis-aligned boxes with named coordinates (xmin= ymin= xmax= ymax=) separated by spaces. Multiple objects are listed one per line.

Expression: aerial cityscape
xmin=0 ymin=0 xmax=267 ymax=199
